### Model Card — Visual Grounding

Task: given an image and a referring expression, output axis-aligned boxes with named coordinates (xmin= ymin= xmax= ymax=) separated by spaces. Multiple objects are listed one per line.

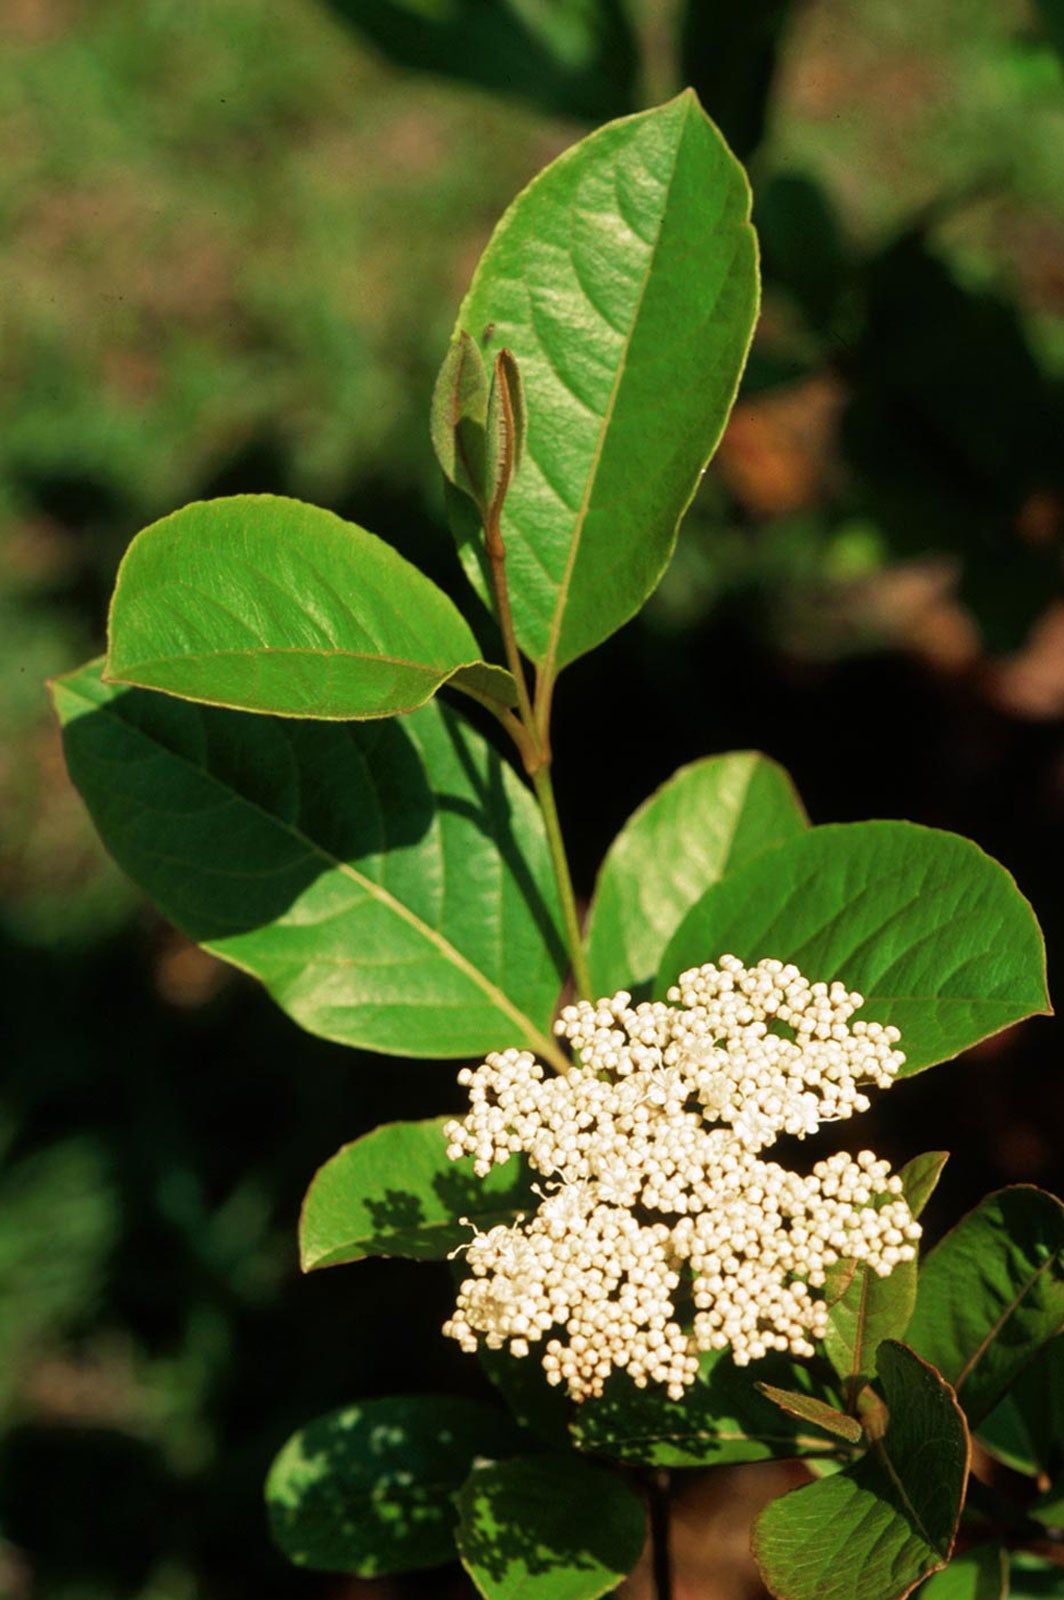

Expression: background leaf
xmin=106 ymin=494 xmax=516 ymax=720
xmin=455 ymin=1452 xmax=645 ymax=1600
xmin=658 ymin=820 xmax=1049 ymax=1073
xmin=824 ymin=1151 xmax=948 ymax=1396
xmin=266 ymin=1395 xmax=518 ymax=1576
xmin=917 ymin=1545 xmax=1008 ymax=1598
xmin=753 ymin=1342 xmax=970 ymax=1600
xmin=1008 ymin=1553 xmax=1064 ymax=1597
xmin=300 ymin=1118 xmax=535 ymax=1271
xmin=320 ymin=0 xmax=637 ymax=123
xmin=53 ymin=662 xmax=566 ymax=1060
xmin=586 ymin=752 xmax=807 ymax=998
xmin=570 ymin=1349 xmax=841 ymax=1467
xmin=452 ymin=91 xmax=758 ymax=673
xmin=906 ymin=1186 xmax=1064 ymax=1426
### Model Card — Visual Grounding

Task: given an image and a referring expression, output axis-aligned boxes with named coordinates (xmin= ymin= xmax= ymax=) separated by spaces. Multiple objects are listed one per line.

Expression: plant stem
xmin=532 ymin=763 xmax=592 ymax=1001
xmin=485 ymin=510 xmax=540 ymax=766
xmin=648 ymin=1470 xmax=674 ymax=1600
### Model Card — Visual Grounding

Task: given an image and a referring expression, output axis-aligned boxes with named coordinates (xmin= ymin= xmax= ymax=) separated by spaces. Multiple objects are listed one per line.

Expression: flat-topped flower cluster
xmin=443 ymin=956 xmax=920 ymax=1402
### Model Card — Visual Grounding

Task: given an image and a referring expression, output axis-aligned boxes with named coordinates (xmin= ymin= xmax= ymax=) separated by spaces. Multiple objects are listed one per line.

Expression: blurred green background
xmin=2 ymin=2 xmax=1062 ymax=1596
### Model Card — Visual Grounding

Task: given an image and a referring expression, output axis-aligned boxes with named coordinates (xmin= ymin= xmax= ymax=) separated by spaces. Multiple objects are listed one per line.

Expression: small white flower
xmin=443 ymin=956 xmax=918 ymax=1402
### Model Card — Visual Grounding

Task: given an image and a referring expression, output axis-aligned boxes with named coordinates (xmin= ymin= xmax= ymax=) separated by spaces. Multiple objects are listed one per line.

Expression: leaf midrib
xmin=538 ymin=100 xmax=692 ymax=686
xmin=954 ymin=1250 xmax=1061 ymax=1394
xmin=63 ymin=674 xmax=564 ymax=1065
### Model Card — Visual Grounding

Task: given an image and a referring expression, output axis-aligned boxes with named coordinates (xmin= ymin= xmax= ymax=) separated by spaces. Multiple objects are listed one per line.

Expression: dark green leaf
xmin=586 ymin=752 xmax=807 ymax=998
xmin=824 ymin=1152 xmax=949 ymax=1394
xmin=266 ymin=1395 xmax=518 ymax=1576
xmin=658 ymin=821 xmax=1049 ymax=1075
xmin=321 ymin=0 xmax=637 ymax=123
xmin=53 ymin=662 xmax=567 ymax=1061
xmin=475 ymin=1345 xmax=574 ymax=1452
xmin=753 ymin=1342 xmax=970 ymax=1600
xmin=755 ymin=1385 xmax=863 ymax=1445
xmin=907 ymin=1187 xmax=1064 ymax=1427
xmin=455 ymin=1453 xmax=645 ymax=1600
xmin=979 ymin=1335 xmax=1064 ymax=1478
xmin=1033 ymin=1477 xmax=1064 ymax=1530
xmin=453 ymin=92 xmax=758 ymax=674
xmin=570 ymin=1349 xmax=840 ymax=1467
xmin=105 ymin=494 xmax=516 ymax=719
xmin=680 ymin=0 xmax=796 ymax=160
xmin=1008 ymin=1552 xmax=1064 ymax=1597
xmin=300 ymin=1118 xmax=535 ymax=1271
xmin=431 ymin=333 xmax=490 ymax=506
xmin=917 ymin=1545 xmax=1008 ymax=1598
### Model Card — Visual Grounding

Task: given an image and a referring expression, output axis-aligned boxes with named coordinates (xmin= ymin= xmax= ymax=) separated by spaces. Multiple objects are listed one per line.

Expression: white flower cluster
xmin=443 ymin=956 xmax=920 ymax=1402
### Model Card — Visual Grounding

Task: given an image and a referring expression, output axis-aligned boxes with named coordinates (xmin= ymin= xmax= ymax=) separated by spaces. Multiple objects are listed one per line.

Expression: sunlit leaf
xmin=266 ymin=1396 xmax=518 ymax=1576
xmin=659 ymin=821 xmax=1049 ymax=1075
xmin=455 ymin=1453 xmax=645 ymax=1600
xmin=106 ymin=495 xmax=516 ymax=719
xmin=300 ymin=1118 xmax=534 ymax=1270
xmin=53 ymin=662 xmax=566 ymax=1060
xmin=753 ymin=1343 xmax=969 ymax=1600
xmin=452 ymin=92 xmax=758 ymax=673
xmin=586 ymin=752 xmax=807 ymax=998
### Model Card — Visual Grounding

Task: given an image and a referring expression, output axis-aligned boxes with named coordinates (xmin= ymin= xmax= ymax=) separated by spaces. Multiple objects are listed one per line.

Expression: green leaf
xmin=570 ymin=1348 xmax=841 ymax=1467
xmin=452 ymin=91 xmax=758 ymax=674
xmin=917 ymin=1545 xmax=1008 ymax=1599
xmin=658 ymin=821 xmax=1050 ymax=1075
xmin=979 ymin=1335 xmax=1064 ymax=1478
xmin=907 ymin=1186 xmax=1064 ymax=1427
xmin=586 ymin=752 xmax=807 ymax=998
xmin=1032 ymin=1476 xmax=1064 ymax=1529
xmin=455 ymin=1453 xmax=646 ymax=1600
xmin=753 ymin=1342 xmax=970 ymax=1600
xmin=104 ymin=494 xmax=516 ymax=720
xmin=431 ymin=333 xmax=490 ymax=507
xmin=755 ymin=1385 xmax=864 ymax=1445
xmin=1008 ymin=1552 xmax=1064 ymax=1597
xmin=53 ymin=662 xmax=567 ymax=1061
xmin=266 ymin=1395 xmax=518 ymax=1576
xmin=475 ymin=1345 xmax=574 ymax=1452
xmin=824 ymin=1152 xmax=949 ymax=1395
xmin=322 ymin=0 xmax=638 ymax=123
xmin=300 ymin=1118 xmax=535 ymax=1271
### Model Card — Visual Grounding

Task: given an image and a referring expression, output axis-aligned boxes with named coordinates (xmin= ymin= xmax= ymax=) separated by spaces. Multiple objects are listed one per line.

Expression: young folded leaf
xmin=266 ymin=1396 xmax=519 ymax=1576
xmin=53 ymin=663 xmax=567 ymax=1061
xmin=454 ymin=1453 xmax=646 ymax=1600
xmin=450 ymin=90 xmax=759 ymax=675
xmin=753 ymin=1342 xmax=970 ymax=1600
xmin=586 ymin=751 xmax=808 ymax=997
xmin=105 ymin=493 xmax=516 ymax=719
xmin=906 ymin=1186 xmax=1064 ymax=1426
xmin=484 ymin=348 xmax=526 ymax=533
xmin=659 ymin=820 xmax=1050 ymax=1075
xmin=431 ymin=331 xmax=490 ymax=507
xmin=299 ymin=1118 xmax=534 ymax=1271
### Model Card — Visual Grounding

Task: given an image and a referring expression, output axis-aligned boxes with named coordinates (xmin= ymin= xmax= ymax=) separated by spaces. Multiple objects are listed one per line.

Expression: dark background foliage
xmin=1 ymin=2 xmax=1061 ymax=1595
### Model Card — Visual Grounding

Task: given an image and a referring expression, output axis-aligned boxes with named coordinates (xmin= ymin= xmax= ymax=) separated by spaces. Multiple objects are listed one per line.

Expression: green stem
xmin=532 ymin=763 xmax=592 ymax=1002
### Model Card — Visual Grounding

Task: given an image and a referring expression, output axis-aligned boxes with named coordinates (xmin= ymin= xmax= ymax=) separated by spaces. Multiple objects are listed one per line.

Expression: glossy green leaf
xmin=824 ymin=1152 xmax=949 ymax=1395
xmin=586 ymin=752 xmax=807 ymax=998
xmin=300 ymin=1118 xmax=535 ymax=1271
xmin=918 ymin=1545 xmax=1008 ymax=1599
xmin=753 ymin=1342 xmax=970 ymax=1600
xmin=570 ymin=1349 xmax=841 ymax=1467
xmin=266 ymin=1395 xmax=518 ymax=1576
xmin=755 ymin=1385 xmax=863 ymax=1445
xmin=53 ymin=662 xmax=567 ymax=1061
xmin=455 ymin=1453 xmax=645 ymax=1600
xmin=907 ymin=1187 xmax=1064 ymax=1427
xmin=105 ymin=494 xmax=516 ymax=719
xmin=322 ymin=0 xmax=638 ymax=123
xmin=979 ymin=1335 xmax=1064 ymax=1478
xmin=659 ymin=821 xmax=1049 ymax=1075
xmin=452 ymin=91 xmax=758 ymax=674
